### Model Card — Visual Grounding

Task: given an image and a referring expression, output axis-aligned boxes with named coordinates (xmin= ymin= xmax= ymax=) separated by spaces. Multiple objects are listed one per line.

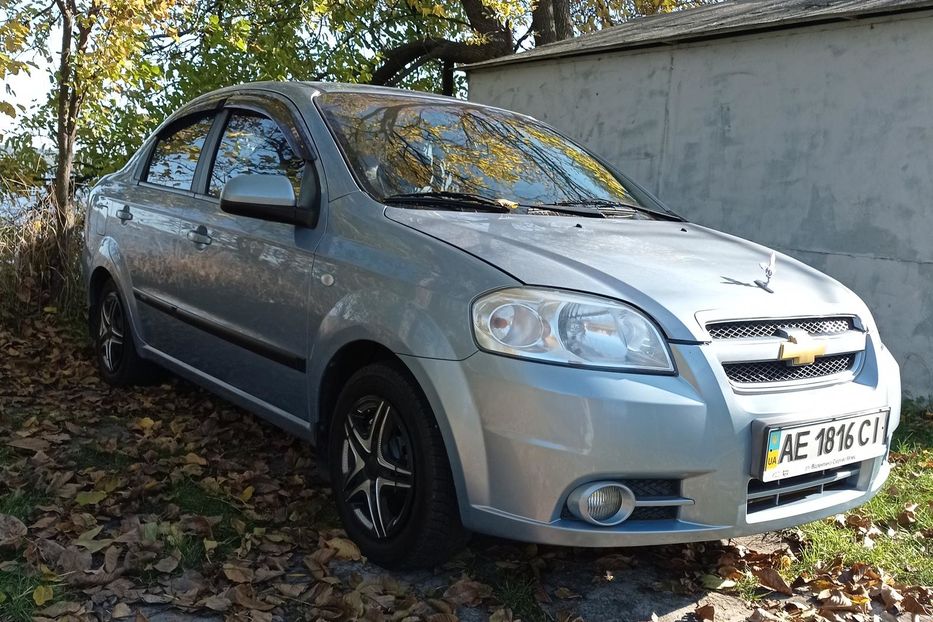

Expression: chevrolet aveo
xmin=82 ymin=82 xmax=901 ymax=569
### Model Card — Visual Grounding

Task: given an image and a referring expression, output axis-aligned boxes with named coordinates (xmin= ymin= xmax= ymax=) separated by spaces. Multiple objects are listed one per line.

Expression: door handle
xmin=115 ymin=206 xmax=133 ymax=223
xmin=186 ymin=226 xmax=212 ymax=246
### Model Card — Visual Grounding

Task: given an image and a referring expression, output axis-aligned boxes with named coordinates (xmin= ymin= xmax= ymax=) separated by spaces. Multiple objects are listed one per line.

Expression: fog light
xmin=567 ymin=482 xmax=636 ymax=526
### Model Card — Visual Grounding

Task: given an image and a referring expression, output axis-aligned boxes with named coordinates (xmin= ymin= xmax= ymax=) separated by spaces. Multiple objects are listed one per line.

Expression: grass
xmin=0 ymin=446 xmax=15 ymax=467
xmin=72 ymin=443 xmax=134 ymax=471
xmin=135 ymin=479 xmax=251 ymax=584
xmin=0 ymin=489 xmax=49 ymax=522
xmin=0 ymin=565 xmax=46 ymax=622
xmin=733 ymin=571 xmax=766 ymax=602
xmin=791 ymin=397 xmax=933 ymax=586
xmin=167 ymin=478 xmax=251 ymax=552
xmin=492 ymin=572 xmax=550 ymax=622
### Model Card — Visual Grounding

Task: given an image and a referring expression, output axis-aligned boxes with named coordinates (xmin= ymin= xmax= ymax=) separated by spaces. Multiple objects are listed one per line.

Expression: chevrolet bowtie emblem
xmin=777 ymin=329 xmax=826 ymax=366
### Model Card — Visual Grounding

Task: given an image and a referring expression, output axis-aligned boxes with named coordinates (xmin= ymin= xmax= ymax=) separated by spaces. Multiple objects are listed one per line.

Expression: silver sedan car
xmin=82 ymin=82 xmax=901 ymax=569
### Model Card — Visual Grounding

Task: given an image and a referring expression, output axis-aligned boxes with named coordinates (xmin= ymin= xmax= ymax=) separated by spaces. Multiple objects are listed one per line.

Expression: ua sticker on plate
xmin=765 ymin=430 xmax=781 ymax=471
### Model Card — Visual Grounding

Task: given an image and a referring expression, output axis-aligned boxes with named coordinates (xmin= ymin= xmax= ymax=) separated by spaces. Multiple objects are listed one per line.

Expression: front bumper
xmin=400 ymin=336 xmax=901 ymax=547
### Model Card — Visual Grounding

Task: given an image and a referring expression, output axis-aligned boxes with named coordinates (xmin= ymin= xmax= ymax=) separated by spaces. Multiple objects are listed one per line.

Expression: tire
xmin=328 ymin=362 xmax=468 ymax=569
xmin=90 ymin=279 xmax=161 ymax=386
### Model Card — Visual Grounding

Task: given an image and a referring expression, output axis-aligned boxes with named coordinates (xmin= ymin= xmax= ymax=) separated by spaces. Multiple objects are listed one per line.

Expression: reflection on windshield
xmin=316 ymin=93 xmax=646 ymax=208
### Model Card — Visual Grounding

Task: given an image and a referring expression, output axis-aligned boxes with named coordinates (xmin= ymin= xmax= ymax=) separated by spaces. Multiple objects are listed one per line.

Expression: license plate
xmin=760 ymin=410 xmax=889 ymax=483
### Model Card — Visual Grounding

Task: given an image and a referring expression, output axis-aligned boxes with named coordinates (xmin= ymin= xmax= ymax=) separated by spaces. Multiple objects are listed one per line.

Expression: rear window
xmin=146 ymin=115 xmax=215 ymax=190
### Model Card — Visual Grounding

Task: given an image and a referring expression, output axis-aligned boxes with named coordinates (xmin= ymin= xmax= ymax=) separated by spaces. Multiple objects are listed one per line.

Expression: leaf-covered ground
xmin=1 ymin=316 xmax=931 ymax=622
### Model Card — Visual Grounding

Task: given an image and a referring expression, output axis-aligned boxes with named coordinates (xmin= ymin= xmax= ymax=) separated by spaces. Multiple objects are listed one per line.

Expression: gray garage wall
xmin=467 ymin=11 xmax=933 ymax=395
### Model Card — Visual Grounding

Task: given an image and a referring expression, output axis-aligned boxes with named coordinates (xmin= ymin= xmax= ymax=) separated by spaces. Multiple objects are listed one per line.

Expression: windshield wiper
xmin=549 ymin=198 xmax=682 ymax=221
xmin=385 ymin=191 xmax=608 ymax=218
xmin=383 ymin=191 xmax=510 ymax=213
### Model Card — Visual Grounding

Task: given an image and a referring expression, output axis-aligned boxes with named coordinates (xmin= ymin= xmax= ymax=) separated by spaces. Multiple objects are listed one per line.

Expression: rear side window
xmin=208 ymin=112 xmax=304 ymax=197
xmin=146 ymin=116 xmax=215 ymax=190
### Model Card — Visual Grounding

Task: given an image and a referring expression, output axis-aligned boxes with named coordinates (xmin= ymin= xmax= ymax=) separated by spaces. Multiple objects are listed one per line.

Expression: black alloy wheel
xmin=328 ymin=362 xmax=467 ymax=568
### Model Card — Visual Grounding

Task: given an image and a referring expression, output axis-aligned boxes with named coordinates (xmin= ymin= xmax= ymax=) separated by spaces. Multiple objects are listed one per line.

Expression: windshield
xmin=315 ymin=92 xmax=652 ymax=209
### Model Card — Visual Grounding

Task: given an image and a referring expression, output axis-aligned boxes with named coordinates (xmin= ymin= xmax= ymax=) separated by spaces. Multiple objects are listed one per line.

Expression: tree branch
xmin=369 ymin=36 xmax=508 ymax=86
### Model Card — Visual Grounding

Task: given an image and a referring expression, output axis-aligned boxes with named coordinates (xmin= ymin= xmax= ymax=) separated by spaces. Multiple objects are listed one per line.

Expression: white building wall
xmin=467 ymin=12 xmax=933 ymax=394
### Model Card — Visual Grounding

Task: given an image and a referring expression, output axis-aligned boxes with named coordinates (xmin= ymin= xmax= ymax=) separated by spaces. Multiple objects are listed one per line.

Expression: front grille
xmin=622 ymin=479 xmax=680 ymax=521
xmin=724 ymin=354 xmax=855 ymax=384
xmin=621 ymin=478 xmax=678 ymax=497
xmin=708 ymin=317 xmax=854 ymax=340
xmin=630 ymin=506 xmax=677 ymax=520
xmin=747 ymin=465 xmax=860 ymax=515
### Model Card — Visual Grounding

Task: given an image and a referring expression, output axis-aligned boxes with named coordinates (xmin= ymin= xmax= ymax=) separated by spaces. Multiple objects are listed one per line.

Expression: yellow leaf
xmin=325 ymin=537 xmax=362 ymax=560
xmin=76 ymin=490 xmax=107 ymax=505
xmin=32 ymin=585 xmax=53 ymax=606
xmin=184 ymin=452 xmax=207 ymax=466
xmin=136 ymin=417 xmax=155 ymax=431
xmin=239 ymin=486 xmax=254 ymax=502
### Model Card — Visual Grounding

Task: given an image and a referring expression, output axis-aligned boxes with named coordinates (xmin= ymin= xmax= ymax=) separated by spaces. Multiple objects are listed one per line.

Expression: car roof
xmin=169 ymin=81 xmax=529 ymax=129
xmin=183 ymin=80 xmax=461 ymax=106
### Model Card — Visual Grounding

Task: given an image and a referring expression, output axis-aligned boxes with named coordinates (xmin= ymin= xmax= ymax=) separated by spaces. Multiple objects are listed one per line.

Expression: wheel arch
xmin=88 ymin=266 xmax=114 ymax=310
xmin=315 ymin=340 xmax=398 ymax=446
xmin=312 ymin=336 xmax=473 ymax=530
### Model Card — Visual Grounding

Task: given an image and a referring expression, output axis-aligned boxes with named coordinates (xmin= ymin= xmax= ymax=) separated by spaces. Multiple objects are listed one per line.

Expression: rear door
xmin=168 ymin=94 xmax=322 ymax=418
xmin=118 ymin=112 xmax=217 ymax=353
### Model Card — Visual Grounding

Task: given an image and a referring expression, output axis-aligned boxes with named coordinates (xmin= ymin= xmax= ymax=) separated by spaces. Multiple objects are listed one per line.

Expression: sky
xmin=0 ymin=38 xmax=54 ymax=139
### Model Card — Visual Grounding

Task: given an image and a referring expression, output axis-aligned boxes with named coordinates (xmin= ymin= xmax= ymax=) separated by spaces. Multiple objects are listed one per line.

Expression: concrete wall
xmin=467 ymin=12 xmax=933 ymax=395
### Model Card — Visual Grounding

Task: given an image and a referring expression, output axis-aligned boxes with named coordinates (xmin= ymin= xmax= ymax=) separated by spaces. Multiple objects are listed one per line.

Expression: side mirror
xmin=220 ymin=174 xmax=316 ymax=227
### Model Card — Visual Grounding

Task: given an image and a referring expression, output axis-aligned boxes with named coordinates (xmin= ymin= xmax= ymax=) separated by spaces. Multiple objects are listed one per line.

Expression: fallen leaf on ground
xmin=0 ymin=514 xmax=27 ymax=548
xmin=444 ymin=576 xmax=493 ymax=607
xmin=325 ymin=537 xmax=361 ymax=560
xmin=32 ymin=584 xmax=54 ymax=606
xmin=753 ymin=567 xmax=793 ymax=596
xmin=112 ymin=602 xmax=132 ymax=618
xmin=223 ymin=562 xmax=255 ymax=583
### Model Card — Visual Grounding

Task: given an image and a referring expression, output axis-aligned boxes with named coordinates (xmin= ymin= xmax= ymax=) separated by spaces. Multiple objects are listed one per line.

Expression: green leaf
xmin=700 ymin=574 xmax=736 ymax=590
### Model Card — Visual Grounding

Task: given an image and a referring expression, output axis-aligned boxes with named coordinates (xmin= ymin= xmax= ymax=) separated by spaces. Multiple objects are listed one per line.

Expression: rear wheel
xmin=90 ymin=279 xmax=161 ymax=386
xmin=328 ymin=362 xmax=467 ymax=568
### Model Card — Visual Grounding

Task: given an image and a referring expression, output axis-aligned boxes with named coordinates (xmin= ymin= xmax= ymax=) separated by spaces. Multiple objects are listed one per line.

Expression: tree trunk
xmin=552 ymin=0 xmax=574 ymax=41
xmin=441 ymin=60 xmax=454 ymax=96
xmin=531 ymin=0 xmax=557 ymax=45
xmin=53 ymin=6 xmax=75 ymax=234
xmin=49 ymin=3 xmax=77 ymax=299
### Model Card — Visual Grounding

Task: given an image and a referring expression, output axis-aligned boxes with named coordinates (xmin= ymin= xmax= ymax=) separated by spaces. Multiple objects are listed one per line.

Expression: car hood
xmin=385 ymin=208 xmax=873 ymax=341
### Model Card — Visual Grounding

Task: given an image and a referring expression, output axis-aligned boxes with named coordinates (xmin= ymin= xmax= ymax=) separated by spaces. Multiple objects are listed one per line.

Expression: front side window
xmin=315 ymin=92 xmax=646 ymax=208
xmin=146 ymin=115 xmax=215 ymax=190
xmin=208 ymin=112 xmax=304 ymax=197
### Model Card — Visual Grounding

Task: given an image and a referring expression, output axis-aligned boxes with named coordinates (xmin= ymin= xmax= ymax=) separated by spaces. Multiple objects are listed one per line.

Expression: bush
xmin=0 ymin=176 xmax=85 ymax=328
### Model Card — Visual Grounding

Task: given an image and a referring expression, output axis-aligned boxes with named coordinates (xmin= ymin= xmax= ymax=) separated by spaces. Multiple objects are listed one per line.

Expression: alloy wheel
xmin=340 ymin=396 xmax=415 ymax=539
xmin=98 ymin=291 xmax=125 ymax=374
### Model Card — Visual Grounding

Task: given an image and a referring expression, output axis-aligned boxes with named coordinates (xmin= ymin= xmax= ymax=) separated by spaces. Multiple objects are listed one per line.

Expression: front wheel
xmin=328 ymin=362 xmax=467 ymax=569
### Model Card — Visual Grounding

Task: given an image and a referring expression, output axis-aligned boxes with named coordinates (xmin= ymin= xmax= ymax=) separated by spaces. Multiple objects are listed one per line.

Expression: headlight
xmin=472 ymin=288 xmax=674 ymax=372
